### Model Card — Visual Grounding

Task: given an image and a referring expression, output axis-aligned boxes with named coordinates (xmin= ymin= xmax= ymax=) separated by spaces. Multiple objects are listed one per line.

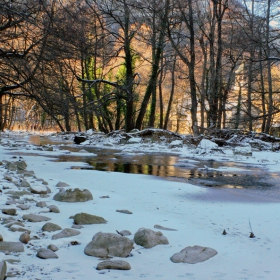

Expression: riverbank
xmin=0 ymin=131 xmax=280 ymax=279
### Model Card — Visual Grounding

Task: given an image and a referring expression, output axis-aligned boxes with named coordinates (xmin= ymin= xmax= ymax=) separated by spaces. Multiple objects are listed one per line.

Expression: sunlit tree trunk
xmin=265 ymin=0 xmax=273 ymax=134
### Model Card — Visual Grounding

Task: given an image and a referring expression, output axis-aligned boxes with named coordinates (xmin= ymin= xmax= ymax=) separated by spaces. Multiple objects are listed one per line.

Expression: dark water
xmin=26 ymin=135 xmax=280 ymax=191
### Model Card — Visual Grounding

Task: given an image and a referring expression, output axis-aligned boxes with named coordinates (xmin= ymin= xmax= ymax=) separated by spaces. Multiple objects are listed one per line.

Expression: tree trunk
xmin=164 ymin=57 xmax=176 ymax=130
xmin=265 ymin=0 xmax=273 ymax=134
xmin=135 ymin=0 xmax=169 ymax=130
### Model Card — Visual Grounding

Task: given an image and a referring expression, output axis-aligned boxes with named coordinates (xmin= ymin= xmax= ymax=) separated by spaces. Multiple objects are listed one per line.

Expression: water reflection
xmin=27 ymin=134 xmax=280 ymax=191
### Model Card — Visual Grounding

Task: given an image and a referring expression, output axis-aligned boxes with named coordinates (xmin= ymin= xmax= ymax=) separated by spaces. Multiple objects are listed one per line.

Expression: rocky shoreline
xmin=0 ymin=157 xmax=217 ymax=279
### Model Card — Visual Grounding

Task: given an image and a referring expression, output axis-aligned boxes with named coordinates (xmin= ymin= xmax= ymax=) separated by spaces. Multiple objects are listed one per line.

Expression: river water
xmin=25 ymin=135 xmax=280 ymax=195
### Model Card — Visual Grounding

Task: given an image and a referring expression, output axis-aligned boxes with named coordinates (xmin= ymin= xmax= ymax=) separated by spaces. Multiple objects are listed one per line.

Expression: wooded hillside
xmin=1 ymin=0 xmax=280 ymax=135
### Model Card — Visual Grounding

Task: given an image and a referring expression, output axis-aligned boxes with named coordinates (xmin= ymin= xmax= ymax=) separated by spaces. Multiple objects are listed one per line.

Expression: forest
xmin=0 ymin=0 xmax=280 ymax=136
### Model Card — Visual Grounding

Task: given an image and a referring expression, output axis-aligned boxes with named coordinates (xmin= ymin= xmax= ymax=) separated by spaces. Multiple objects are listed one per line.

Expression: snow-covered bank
xmin=0 ymin=131 xmax=280 ymax=279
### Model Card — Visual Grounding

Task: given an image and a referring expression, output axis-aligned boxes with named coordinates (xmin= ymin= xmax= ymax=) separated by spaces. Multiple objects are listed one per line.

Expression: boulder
xmin=74 ymin=135 xmax=87 ymax=144
xmin=30 ymin=185 xmax=48 ymax=195
xmin=196 ymin=139 xmax=218 ymax=154
xmin=47 ymin=244 xmax=59 ymax=252
xmin=0 ymin=261 xmax=7 ymax=280
xmin=5 ymin=190 xmax=31 ymax=196
xmin=0 ymin=241 xmax=24 ymax=252
xmin=36 ymin=201 xmax=47 ymax=208
xmin=170 ymin=245 xmax=218 ymax=264
xmin=96 ymin=260 xmax=131 ymax=271
xmin=5 ymin=162 xmax=17 ymax=171
xmin=47 ymin=205 xmax=60 ymax=213
xmin=52 ymin=228 xmax=81 ymax=240
xmin=53 ymin=188 xmax=93 ymax=202
xmin=9 ymin=226 xmax=31 ymax=234
xmin=42 ymin=222 xmax=62 ymax=232
xmin=17 ymin=204 xmax=30 ymax=210
xmin=55 ymin=181 xmax=69 ymax=188
xmin=16 ymin=160 xmax=27 ymax=170
xmin=20 ymin=170 xmax=35 ymax=177
xmin=169 ymin=140 xmax=183 ymax=148
xmin=3 ymin=175 xmax=13 ymax=181
xmin=84 ymin=232 xmax=134 ymax=258
xmin=234 ymin=144 xmax=252 ymax=156
xmin=134 ymin=228 xmax=169 ymax=248
xmin=36 ymin=248 xmax=58 ymax=259
xmin=20 ymin=180 xmax=30 ymax=188
xmin=5 ymin=221 xmax=25 ymax=228
xmin=22 ymin=214 xmax=51 ymax=222
xmin=2 ymin=208 xmax=17 ymax=216
xmin=73 ymin=213 xmax=107 ymax=225
xmin=5 ymin=200 xmax=16 ymax=205
xmin=19 ymin=233 xmax=30 ymax=244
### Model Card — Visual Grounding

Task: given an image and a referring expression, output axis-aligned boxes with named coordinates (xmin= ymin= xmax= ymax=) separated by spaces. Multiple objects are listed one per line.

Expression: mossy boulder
xmin=73 ymin=213 xmax=107 ymax=225
xmin=53 ymin=188 xmax=93 ymax=202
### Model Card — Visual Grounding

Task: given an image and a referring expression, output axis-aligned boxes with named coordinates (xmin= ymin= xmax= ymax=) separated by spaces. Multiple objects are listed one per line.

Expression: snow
xmin=0 ymin=131 xmax=280 ymax=279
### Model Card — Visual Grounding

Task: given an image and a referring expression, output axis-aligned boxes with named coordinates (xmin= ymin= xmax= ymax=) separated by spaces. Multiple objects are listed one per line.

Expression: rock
xmin=5 ymin=200 xmax=16 ymax=205
xmin=30 ymin=185 xmax=48 ymax=195
xmin=73 ymin=213 xmax=107 ymax=225
xmin=117 ymin=230 xmax=132 ymax=236
xmin=74 ymin=135 xmax=87 ymax=144
xmin=84 ymin=232 xmax=134 ymax=258
xmin=9 ymin=226 xmax=31 ymax=234
xmin=72 ymin=224 xmax=83 ymax=229
xmin=22 ymin=214 xmax=51 ymax=222
xmin=234 ymin=144 xmax=252 ymax=156
xmin=2 ymin=208 xmax=17 ymax=216
xmin=21 ymin=170 xmax=35 ymax=177
xmin=52 ymin=228 xmax=81 ymax=240
xmin=5 ymin=190 xmax=31 ymax=196
xmin=47 ymin=205 xmax=60 ymax=213
xmin=154 ymin=224 xmax=178 ymax=231
xmin=70 ymin=241 xmax=81 ymax=246
xmin=20 ymin=180 xmax=30 ymax=188
xmin=96 ymin=260 xmax=131 ymax=271
xmin=0 ymin=241 xmax=24 ymax=252
xmin=55 ymin=182 xmax=69 ymax=188
xmin=16 ymin=161 xmax=27 ymax=170
xmin=170 ymin=245 xmax=218 ymax=264
xmin=127 ymin=137 xmax=142 ymax=144
xmin=134 ymin=228 xmax=169 ymax=249
xmin=17 ymin=204 xmax=30 ymax=210
xmin=196 ymin=139 xmax=218 ymax=154
xmin=47 ymin=244 xmax=59 ymax=252
xmin=0 ymin=261 xmax=7 ymax=280
xmin=116 ymin=209 xmax=132 ymax=214
xmin=19 ymin=233 xmax=30 ymax=244
xmin=1 ymin=217 xmax=15 ymax=225
xmin=3 ymin=175 xmax=13 ymax=182
xmin=5 ymin=162 xmax=17 ymax=171
xmin=5 ymin=221 xmax=25 ymax=228
xmin=15 ymin=199 xmax=24 ymax=204
xmin=169 ymin=140 xmax=183 ymax=148
xmin=36 ymin=201 xmax=47 ymax=208
xmin=36 ymin=248 xmax=58 ymax=259
xmin=53 ymin=188 xmax=93 ymax=202
xmin=42 ymin=222 xmax=62 ymax=232
xmin=0 ymin=235 xmax=3 ymax=242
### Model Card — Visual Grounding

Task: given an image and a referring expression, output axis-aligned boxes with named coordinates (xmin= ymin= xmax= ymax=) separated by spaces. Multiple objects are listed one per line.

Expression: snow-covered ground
xmin=0 ymin=130 xmax=280 ymax=279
